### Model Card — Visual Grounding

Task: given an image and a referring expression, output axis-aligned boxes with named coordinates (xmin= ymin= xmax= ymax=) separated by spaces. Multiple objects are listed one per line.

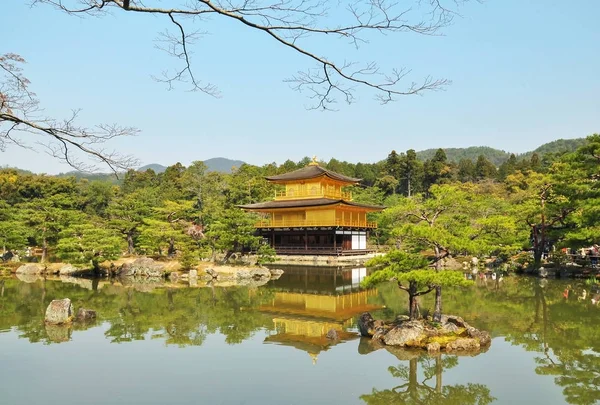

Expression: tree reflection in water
xmin=360 ymin=347 xmax=494 ymax=405
xmin=0 ymin=278 xmax=275 ymax=346
xmin=370 ymin=275 xmax=600 ymax=405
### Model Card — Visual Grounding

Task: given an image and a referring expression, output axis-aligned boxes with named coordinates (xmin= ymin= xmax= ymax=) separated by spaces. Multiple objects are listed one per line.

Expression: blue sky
xmin=1 ymin=0 xmax=599 ymax=173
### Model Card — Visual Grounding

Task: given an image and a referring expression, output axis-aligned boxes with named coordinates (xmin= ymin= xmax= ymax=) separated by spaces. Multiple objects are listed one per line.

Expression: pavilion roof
xmin=237 ymin=198 xmax=385 ymax=211
xmin=265 ymin=165 xmax=361 ymax=184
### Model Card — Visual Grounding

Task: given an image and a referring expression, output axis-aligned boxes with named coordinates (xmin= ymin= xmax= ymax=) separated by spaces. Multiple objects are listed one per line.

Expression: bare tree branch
xmin=32 ymin=0 xmax=470 ymax=109
xmin=0 ymin=53 xmax=138 ymax=175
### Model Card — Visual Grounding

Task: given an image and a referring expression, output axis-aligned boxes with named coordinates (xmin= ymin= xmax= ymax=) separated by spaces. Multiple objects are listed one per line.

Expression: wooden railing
xmin=255 ymin=219 xmax=377 ymax=228
xmin=274 ymin=189 xmax=352 ymax=201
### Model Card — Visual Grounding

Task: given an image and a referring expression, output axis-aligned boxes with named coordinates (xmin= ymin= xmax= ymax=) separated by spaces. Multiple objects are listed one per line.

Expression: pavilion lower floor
xmin=257 ymin=228 xmax=373 ymax=256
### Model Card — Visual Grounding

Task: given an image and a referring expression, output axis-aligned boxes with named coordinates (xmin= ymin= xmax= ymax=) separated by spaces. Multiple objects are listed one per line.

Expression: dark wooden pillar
xmin=304 ymin=229 xmax=308 ymax=251
xmin=334 ymin=231 xmax=337 ymax=253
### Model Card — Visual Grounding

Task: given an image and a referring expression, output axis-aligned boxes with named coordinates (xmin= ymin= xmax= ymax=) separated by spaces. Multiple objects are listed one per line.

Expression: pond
xmin=1 ymin=268 xmax=599 ymax=405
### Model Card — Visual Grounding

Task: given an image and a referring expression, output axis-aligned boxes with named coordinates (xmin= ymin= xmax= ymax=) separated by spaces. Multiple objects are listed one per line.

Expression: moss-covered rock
xmin=360 ymin=312 xmax=491 ymax=353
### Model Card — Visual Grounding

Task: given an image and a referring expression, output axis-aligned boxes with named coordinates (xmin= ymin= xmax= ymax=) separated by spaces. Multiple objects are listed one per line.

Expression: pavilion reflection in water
xmin=262 ymin=266 xmax=381 ymax=363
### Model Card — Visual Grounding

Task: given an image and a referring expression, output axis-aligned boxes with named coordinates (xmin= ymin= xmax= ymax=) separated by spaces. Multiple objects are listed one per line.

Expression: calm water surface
xmin=1 ymin=268 xmax=599 ymax=405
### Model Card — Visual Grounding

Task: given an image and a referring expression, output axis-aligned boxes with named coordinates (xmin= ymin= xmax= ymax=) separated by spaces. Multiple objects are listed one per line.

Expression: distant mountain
xmin=203 ymin=157 xmax=245 ymax=173
xmin=414 ymin=138 xmax=586 ymax=166
xmin=416 ymin=146 xmax=511 ymax=166
xmin=138 ymin=163 xmax=168 ymax=173
xmin=137 ymin=158 xmax=245 ymax=174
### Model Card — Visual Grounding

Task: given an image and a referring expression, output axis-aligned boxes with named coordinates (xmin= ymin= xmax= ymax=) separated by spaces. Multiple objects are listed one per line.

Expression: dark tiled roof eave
xmin=265 ymin=165 xmax=361 ymax=183
xmin=238 ymin=198 xmax=385 ymax=211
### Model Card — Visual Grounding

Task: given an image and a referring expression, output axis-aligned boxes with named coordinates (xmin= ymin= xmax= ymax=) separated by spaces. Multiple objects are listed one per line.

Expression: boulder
xmin=358 ymin=312 xmax=376 ymax=337
xmin=326 ymin=329 xmax=339 ymax=340
xmin=250 ymin=267 xmax=271 ymax=279
xmin=395 ymin=315 xmax=410 ymax=324
xmin=169 ymin=272 xmax=180 ymax=282
xmin=76 ymin=308 xmax=97 ymax=322
xmin=440 ymin=315 xmax=470 ymax=329
xmin=383 ymin=321 xmax=425 ymax=347
xmin=269 ymin=269 xmax=284 ymax=279
xmin=466 ymin=327 xmax=492 ymax=346
xmin=236 ymin=269 xmax=252 ymax=279
xmin=442 ymin=322 xmax=460 ymax=334
xmin=45 ymin=298 xmax=74 ymax=325
xmin=446 ymin=338 xmax=480 ymax=352
xmin=59 ymin=264 xmax=86 ymax=276
xmin=205 ymin=268 xmax=219 ymax=279
xmin=16 ymin=263 xmax=44 ymax=275
xmin=119 ymin=258 xmax=165 ymax=278
xmin=189 ymin=269 xmax=198 ymax=278
xmin=427 ymin=342 xmax=441 ymax=353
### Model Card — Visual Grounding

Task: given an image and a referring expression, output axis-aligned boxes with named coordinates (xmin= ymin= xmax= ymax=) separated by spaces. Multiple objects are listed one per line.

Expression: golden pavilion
xmin=238 ymin=159 xmax=384 ymax=255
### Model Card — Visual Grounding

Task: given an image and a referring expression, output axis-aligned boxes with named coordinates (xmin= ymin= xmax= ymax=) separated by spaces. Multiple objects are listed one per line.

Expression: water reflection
xmin=263 ymin=266 xmax=379 ymax=363
xmin=2 ymin=270 xmax=600 ymax=405
xmin=360 ymin=353 xmax=495 ymax=405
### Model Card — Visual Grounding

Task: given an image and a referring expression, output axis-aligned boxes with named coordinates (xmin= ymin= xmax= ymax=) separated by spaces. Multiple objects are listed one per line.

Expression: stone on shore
xmin=16 ymin=263 xmax=44 ymax=275
xmin=118 ymin=258 xmax=165 ymax=278
xmin=205 ymin=268 xmax=219 ymax=279
xmin=59 ymin=264 xmax=87 ymax=276
xmin=269 ymin=269 xmax=284 ymax=279
xmin=45 ymin=299 xmax=74 ymax=325
xmin=250 ymin=267 xmax=271 ymax=279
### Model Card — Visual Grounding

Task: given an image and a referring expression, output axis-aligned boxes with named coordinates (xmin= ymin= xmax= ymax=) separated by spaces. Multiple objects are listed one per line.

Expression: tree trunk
xmin=407 ymin=176 xmax=412 ymax=198
xmin=433 ymin=245 xmax=442 ymax=322
xmin=434 ymin=245 xmax=442 ymax=270
xmin=408 ymin=281 xmax=419 ymax=320
xmin=433 ymin=285 xmax=442 ymax=322
xmin=41 ymin=236 xmax=48 ymax=263
xmin=126 ymin=232 xmax=135 ymax=255
xmin=168 ymin=237 xmax=176 ymax=257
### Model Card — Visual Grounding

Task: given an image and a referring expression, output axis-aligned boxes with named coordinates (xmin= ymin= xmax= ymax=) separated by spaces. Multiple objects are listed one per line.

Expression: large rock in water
xmin=383 ymin=321 xmax=425 ymax=347
xmin=358 ymin=312 xmax=376 ymax=337
xmin=269 ymin=269 xmax=284 ymax=279
xmin=16 ymin=263 xmax=44 ymax=275
xmin=250 ymin=267 xmax=271 ymax=279
xmin=446 ymin=338 xmax=481 ymax=352
xmin=467 ymin=326 xmax=492 ymax=346
xmin=118 ymin=258 xmax=165 ymax=278
xmin=45 ymin=299 xmax=74 ymax=325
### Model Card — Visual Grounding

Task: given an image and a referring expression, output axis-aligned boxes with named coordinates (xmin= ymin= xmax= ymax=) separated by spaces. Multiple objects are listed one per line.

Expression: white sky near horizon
xmin=1 ymin=0 xmax=599 ymax=174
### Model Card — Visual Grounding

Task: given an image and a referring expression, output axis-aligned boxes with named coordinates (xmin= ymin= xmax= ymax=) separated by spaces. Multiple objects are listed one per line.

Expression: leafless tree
xmin=0 ymin=53 xmax=138 ymax=174
xmin=33 ymin=0 xmax=471 ymax=110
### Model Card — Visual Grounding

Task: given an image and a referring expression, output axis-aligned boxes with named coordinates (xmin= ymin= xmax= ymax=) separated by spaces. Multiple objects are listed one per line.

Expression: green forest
xmin=0 ymin=135 xmax=598 ymax=271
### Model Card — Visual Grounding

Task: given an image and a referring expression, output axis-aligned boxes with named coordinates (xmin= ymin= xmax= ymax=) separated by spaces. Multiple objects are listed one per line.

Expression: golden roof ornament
xmin=308 ymin=155 xmax=319 ymax=166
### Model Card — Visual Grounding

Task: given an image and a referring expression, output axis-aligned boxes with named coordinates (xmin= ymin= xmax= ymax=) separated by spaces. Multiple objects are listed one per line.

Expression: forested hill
xmin=521 ymin=138 xmax=588 ymax=160
xmin=416 ymin=147 xmax=510 ymax=166
xmin=415 ymin=138 xmax=585 ymax=165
